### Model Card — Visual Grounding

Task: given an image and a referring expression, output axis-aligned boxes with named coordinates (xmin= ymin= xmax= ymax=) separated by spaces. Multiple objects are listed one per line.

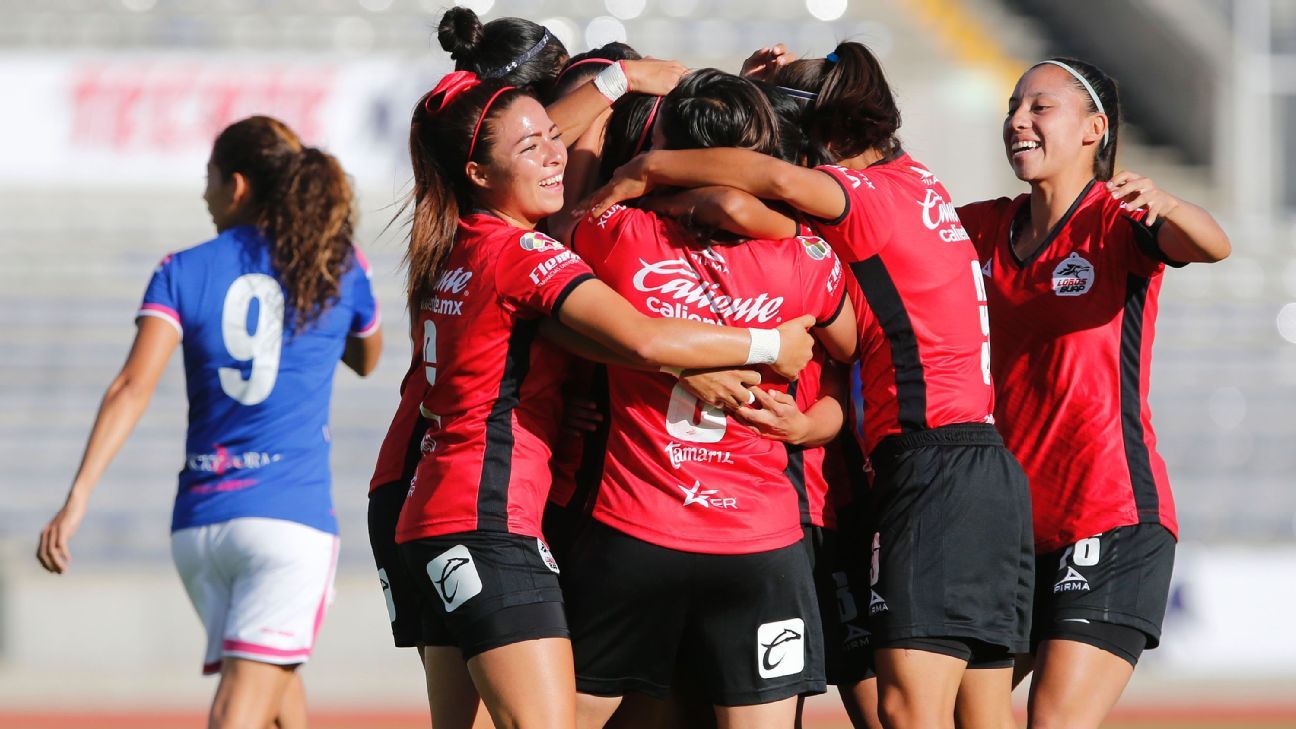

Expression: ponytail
xmin=209 ymin=116 xmax=355 ymax=331
xmin=774 ymin=42 xmax=901 ymax=162
xmin=1040 ymin=57 xmax=1120 ymax=181
xmin=261 ymin=147 xmax=354 ymax=330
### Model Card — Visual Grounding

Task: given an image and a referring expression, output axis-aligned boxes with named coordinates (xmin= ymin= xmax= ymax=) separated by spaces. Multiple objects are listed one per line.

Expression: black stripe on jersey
xmin=552 ymin=273 xmax=596 ymax=320
xmin=1126 ymin=217 xmax=1187 ymax=269
xmin=478 ymin=318 xmax=541 ymax=531
xmin=1120 ymin=274 xmax=1160 ymax=522
xmin=782 ymin=380 xmax=812 ymax=526
xmin=815 ymin=287 xmax=848 ymax=329
xmin=850 ymin=256 xmax=927 ymax=432
xmin=571 ymin=365 xmax=611 ymax=514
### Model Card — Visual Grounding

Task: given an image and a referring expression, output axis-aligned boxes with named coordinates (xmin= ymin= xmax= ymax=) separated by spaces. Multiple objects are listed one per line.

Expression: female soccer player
xmin=585 ymin=41 xmax=1035 ymax=729
xmin=36 ymin=115 xmax=382 ymax=728
xmin=956 ymin=58 xmax=1230 ymax=729
xmin=397 ymin=70 xmax=816 ymax=729
xmin=557 ymin=68 xmax=859 ymax=729
xmin=366 ymin=23 xmax=681 ymax=663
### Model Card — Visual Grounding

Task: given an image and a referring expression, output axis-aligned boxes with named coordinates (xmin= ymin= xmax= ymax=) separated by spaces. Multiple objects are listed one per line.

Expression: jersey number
xmin=971 ymin=260 xmax=991 ymax=385
xmin=423 ymin=320 xmax=438 ymax=386
xmin=218 ymin=273 xmax=284 ymax=406
xmin=665 ymin=382 xmax=727 ymax=444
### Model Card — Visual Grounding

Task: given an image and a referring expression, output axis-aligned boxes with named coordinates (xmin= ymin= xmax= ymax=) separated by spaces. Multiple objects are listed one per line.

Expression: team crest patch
xmin=519 ymin=231 xmax=564 ymax=252
xmin=537 ymin=538 xmax=560 ymax=574
xmin=799 ymin=236 xmax=831 ymax=260
xmin=1051 ymin=252 xmax=1094 ymax=296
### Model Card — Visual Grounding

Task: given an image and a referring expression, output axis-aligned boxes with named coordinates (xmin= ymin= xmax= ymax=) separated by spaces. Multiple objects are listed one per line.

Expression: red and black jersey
xmin=787 ymin=354 xmax=848 ymax=529
xmin=396 ymin=214 xmax=596 ymax=543
xmin=368 ymin=349 xmax=431 ymax=493
xmin=812 ymin=154 xmax=994 ymax=456
xmin=572 ymin=204 xmax=847 ymax=554
xmin=958 ymin=180 xmax=1181 ymax=552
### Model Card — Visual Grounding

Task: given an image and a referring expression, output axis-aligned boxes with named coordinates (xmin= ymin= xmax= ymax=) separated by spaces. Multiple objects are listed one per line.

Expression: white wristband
xmin=593 ymin=61 xmax=629 ymax=102
xmin=659 ymin=365 xmax=683 ymax=379
xmin=745 ymin=328 xmax=781 ymax=366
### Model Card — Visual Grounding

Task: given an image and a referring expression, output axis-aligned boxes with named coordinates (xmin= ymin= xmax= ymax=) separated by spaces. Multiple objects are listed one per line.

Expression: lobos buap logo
xmin=1051 ymin=252 xmax=1095 ymax=296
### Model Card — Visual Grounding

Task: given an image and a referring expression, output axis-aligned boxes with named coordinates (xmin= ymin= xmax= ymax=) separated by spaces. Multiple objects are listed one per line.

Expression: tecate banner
xmin=0 ymin=54 xmax=446 ymax=189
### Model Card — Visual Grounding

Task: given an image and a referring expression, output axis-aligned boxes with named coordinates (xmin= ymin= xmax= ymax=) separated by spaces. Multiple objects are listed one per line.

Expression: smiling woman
xmin=388 ymin=70 xmax=818 ymax=729
xmin=957 ymin=57 xmax=1231 ymax=729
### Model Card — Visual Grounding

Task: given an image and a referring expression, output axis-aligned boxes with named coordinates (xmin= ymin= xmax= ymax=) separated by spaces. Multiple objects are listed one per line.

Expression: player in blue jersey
xmin=36 ymin=115 xmax=382 ymax=729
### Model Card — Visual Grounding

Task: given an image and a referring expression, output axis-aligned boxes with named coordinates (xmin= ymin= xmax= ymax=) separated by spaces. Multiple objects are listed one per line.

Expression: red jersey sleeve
xmin=956 ymin=197 xmax=1014 ymax=262
xmin=572 ymin=203 xmax=664 ymax=269
xmin=811 ymin=164 xmax=896 ymax=261
xmin=494 ymin=229 xmax=596 ymax=318
xmin=793 ymin=235 xmax=848 ymax=326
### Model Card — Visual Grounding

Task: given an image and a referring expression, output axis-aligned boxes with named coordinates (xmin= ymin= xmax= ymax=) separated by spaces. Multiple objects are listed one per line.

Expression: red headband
xmin=632 ymin=96 xmax=663 ymax=157
xmin=424 ymin=70 xmax=516 ymax=161
xmin=556 ymin=57 xmax=614 ymax=84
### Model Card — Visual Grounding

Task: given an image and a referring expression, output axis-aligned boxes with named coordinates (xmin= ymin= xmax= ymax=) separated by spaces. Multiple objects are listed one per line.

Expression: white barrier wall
xmin=0 ymin=542 xmax=1292 ymax=709
xmin=0 ymin=54 xmax=443 ymax=191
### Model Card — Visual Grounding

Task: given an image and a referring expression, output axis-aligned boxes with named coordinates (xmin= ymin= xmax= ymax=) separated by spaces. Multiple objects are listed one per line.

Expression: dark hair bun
xmin=438 ymin=7 xmax=483 ymax=61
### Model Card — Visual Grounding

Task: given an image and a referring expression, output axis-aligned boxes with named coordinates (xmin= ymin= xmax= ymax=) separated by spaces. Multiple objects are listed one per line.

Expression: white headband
xmin=1037 ymin=59 xmax=1109 ymax=147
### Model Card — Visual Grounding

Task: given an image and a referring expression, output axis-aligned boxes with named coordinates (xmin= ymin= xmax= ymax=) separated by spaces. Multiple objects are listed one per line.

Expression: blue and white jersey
xmin=138 ymin=224 xmax=379 ymax=534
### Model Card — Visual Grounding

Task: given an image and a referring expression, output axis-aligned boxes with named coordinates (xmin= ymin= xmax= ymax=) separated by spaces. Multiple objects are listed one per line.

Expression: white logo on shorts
xmin=537 ymin=538 xmax=560 ymax=574
xmin=427 ymin=545 xmax=483 ymax=612
xmin=1053 ymin=565 xmax=1091 ymax=594
xmin=378 ymin=568 xmax=396 ymax=623
xmin=756 ymin=618 xmax=805 ymax=679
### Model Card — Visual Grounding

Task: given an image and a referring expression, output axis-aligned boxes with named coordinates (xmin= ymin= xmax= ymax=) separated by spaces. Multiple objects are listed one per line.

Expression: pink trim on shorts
xmin=222 ymin=639 xmax=313 ymax=661
xmin=311 ymin=537 xmax=340 ymax=645
xmin=202 ymin=660 xmax=221 ymax=675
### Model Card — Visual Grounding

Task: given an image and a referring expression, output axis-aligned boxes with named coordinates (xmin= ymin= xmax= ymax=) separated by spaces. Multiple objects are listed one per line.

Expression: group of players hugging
xmin=39 ymin=6 xmax=1231 ymax=729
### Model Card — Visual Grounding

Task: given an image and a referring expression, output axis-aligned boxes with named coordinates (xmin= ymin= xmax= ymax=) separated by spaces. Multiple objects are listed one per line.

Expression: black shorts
xmin=866 ymin=423 xmax=1034 ymax=655
xmin=566 ymin=522 xmax=826 ymax=706
xmin=804 ymin=520 xmax=874 ymax=685
xmin=368 ymin=479 xmax=439 ymax=648
xmin=1032 ymin=523 xmax=1176 ymax=660
xmin=398 ymin=531 xmax=568 ymax=660
xmin=541 ymin=499 xmax=587 ymax=569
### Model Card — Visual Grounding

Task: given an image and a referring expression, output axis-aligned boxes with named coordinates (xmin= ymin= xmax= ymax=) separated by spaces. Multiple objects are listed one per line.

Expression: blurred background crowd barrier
xmin=1 ymin=0 xmax=1293 ymax=719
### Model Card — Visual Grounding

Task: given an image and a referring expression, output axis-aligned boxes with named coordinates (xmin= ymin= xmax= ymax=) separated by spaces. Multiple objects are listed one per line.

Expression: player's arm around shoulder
xmin=1106 ymin=170 xmax=1231 ymax=264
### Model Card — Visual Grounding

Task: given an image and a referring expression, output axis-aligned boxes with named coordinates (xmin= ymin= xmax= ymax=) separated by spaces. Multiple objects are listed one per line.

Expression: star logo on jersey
xmin=426 ymin=545 xmax=483 ymax=612
xmin=757 ymin=619 xmax=806 ymax=678
xmin=1051 ymin=253 xmax=1095 ymax=296
xmin=1053 ymin=565 xmax=1091 ymax=593
xmin=678 ymin=480 xmax=737 ymax=509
